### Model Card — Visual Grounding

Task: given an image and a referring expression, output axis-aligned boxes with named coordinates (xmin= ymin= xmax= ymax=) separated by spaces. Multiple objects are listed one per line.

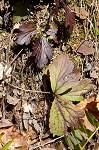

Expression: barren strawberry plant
xmin=0 ymin=0 xmax=99 ymax=150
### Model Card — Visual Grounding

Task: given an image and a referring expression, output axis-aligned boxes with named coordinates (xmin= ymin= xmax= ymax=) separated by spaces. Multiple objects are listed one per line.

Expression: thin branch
xmin=32 ymin=135 xmax=64 ymax=150
xmin=81 ymin=126 xmax=99 ymax=150
xmin=4 ymin=49 xmax=24 ymax=74
xmin=6 ymin=82 xmax=50 ymax=94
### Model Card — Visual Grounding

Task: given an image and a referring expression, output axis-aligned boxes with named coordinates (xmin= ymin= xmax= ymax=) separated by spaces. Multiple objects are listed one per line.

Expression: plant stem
xmin=81 ymin=125 xmax=99 ymax=150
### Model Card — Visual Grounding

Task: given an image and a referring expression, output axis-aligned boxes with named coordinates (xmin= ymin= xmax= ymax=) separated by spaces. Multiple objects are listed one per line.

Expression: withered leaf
xmin=16 ymin=24 xmax=37 ymax=45
xmin=7 ymin=94 xmax=20 ymax=106
xmin=0 ymin=119 xmax=13 ymax=128
xmin=75 ymin=7 xmax=89 ymax=20
xmin=32 ymin=36 xmax=53 ymax=68
xmin=0 ymin=126 xmax=28 ymax=149
xmin=49 ymin=96 xmax=84 ymax=136
xmin=64 ymin=5 xmax=75 ymax=34
xmin=77 ymin=96 xmax=99 ymax=127
xmin=77 ymin=40 xmax=95 ymax=55
xmin=48 ymin=54 xmax=92 ymax=101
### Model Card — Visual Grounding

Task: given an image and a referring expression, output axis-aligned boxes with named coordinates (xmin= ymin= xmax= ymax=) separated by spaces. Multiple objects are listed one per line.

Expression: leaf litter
xmin=0 ymin=0 xmax=99 ymax=149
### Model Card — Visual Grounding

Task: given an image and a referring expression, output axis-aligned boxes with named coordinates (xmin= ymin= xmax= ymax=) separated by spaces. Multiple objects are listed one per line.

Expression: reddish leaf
xmin=16 ymin=24 xmax=37 ymax=45
xmin=32 ymin=36 xmax=53 ymax=68
xmin=64 ymin=5 xmax=75 ymax=34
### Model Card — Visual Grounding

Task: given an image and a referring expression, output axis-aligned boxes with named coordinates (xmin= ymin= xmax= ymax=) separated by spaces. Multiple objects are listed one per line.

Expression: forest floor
xmin=0 ymin=0 xmax=99 ymax=150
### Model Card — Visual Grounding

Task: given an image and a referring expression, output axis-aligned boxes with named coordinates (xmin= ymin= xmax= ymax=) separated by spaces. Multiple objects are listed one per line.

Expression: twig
xmin=32 ymin=135 xmax=64 ymax=150
xmin=4 ymin=48 xmax=24 ymax=74
xmin=6 ymin=82 xmax=50 ymax=94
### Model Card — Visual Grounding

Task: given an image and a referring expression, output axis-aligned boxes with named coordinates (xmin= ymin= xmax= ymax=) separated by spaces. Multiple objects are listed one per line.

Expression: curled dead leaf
xmin=76 ymin=96 xmax=99 ymax=121
xmin=76 ymin=97 xmax=95 ymax=110
xmin=76 ymin=97 xmax=99 ymax=131
xmin=7 ymin=94 xmax=20 ymax=106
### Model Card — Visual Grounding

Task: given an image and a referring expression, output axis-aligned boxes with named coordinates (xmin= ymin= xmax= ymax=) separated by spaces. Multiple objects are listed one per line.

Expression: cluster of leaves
xmin=46 ymin=54 xmax=92 ymax=136
xmin=15 ymin=0 xmax=76 ymax=68
xmin=14 ymin=0 xmax=99 ymax=149
xmin=16 ymin=24 xmax=54 ymax=68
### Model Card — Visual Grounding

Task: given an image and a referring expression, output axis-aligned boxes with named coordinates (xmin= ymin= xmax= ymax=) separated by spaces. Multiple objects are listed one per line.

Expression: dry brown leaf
xmin=0 ymin=126 xmax=28 ymax=150
xmin=0 ymin=119 xmax=13 ymax=128
xmin=76 ymin=97 xmax=98 ymax=131
xmin=75 ymin=7 xmax=89 ymax=20
xmin=76 ymin=97 xmax=95 ymax=110
xmin=76 ymin=41 xmax=95 ymax=55
xmin=76 ymin=96 xmax=99 ymax=121
xmin=7 ymin=94 xmax=20 ymax=105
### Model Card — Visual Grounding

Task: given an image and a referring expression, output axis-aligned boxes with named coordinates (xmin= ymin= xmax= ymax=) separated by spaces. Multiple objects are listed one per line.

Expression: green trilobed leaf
xmin=49 ymin=96 xmax=84 ymax=136
xmin=48 ymin=54 xmax=92 ymax=102
xmin=60 ymin=79 xmax=92 ymax=101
